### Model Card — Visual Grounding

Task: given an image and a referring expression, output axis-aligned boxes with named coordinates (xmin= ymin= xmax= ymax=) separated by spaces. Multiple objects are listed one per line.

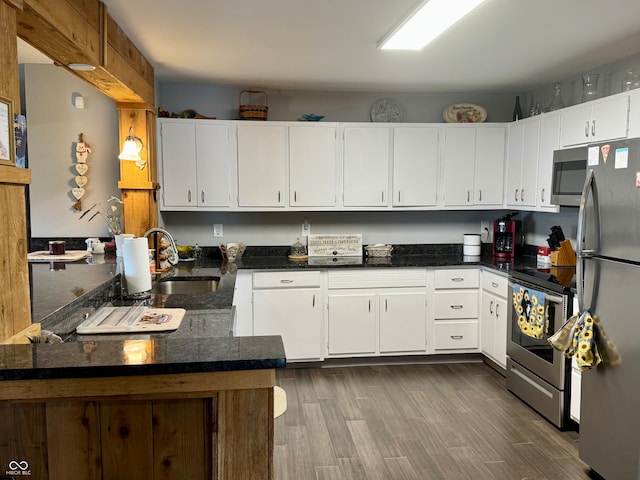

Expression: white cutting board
xmin=28 ymin=250 xmax=91 ymax=262
xmin=76 ymin=306 xmax=186 ymax=334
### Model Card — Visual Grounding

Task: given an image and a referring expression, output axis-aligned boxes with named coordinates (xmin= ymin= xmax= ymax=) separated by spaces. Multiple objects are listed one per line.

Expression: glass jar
xmin=547 ymin=83 xmax=565 ymax=111
xmin=582 ymin=74 xmax=600 ymax=103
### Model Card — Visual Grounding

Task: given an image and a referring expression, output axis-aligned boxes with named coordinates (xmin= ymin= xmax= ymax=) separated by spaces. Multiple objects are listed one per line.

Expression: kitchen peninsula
xmin=0 ymin=258 xmax=285 ymax=480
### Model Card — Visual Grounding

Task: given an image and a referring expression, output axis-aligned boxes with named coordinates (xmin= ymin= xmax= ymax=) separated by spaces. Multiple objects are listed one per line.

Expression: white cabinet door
xmin=289 ymin=125 xmax=337 ymax=207
xmin=379 ymin=291 xmax=427 ymax=353
xmin=392 ymin=127 xmax=438 ymax=206
xmin=160 ymin=121 xmax=198 ymax=207
xmin=442 ymin=127 xmax=475 ymax=206
xmin=327 ymin=293 xmax=377 ymax=355
xmin=195 ymin=123 xmax=231 ymax=207
xmin=253 ymin=288 xmax=323 ymax=360
xmin=480 ymin=290 xmax=497 ymax=360
xmin=506 ymin=120 xmax=539 ymax=207
xmin=494 ymin=295 xmax=508 ymax=367
xmin=536 ymin=113 xmax=561 ymax=209
xmin=560 ymin=95 xmax=629 ymax=146
xmin=628 ymin=92 xmax=640 ymax=139
xmin=474 ymin=127 xmax=506 ymax=206
xmin=237 ymin=124 xmax=287 ymax=207
xmin=343 ymin=126 xmax=390 ymax=207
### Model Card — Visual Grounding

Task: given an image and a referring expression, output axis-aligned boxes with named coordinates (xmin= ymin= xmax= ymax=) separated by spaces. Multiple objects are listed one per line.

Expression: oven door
xmin=507 ymin=279 xmax=569 ymax=390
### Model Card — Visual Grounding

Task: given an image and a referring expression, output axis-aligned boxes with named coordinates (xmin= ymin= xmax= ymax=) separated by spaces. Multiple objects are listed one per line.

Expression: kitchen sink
xmin=152 ymin=276 xmax=220 ymax=294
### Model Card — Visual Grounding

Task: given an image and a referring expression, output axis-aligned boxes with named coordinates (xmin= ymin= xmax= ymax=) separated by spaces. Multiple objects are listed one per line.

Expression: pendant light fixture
xmin=118 ymin=127 xmax=145 ymax=170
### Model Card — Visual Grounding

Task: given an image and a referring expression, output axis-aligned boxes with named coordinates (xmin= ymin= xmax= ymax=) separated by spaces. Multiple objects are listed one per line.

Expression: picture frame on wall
xmin=0 ymin=95 xmax=16 ymax=166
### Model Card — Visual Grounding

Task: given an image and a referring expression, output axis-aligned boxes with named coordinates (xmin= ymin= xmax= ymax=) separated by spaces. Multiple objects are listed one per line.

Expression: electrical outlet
xmin=213 ymin=224 xmax=223 ymax=237
xmin=480 ymin=220 xmax=492 ymax=243
xmin=302 ymin=220 xmax=311 ymax=236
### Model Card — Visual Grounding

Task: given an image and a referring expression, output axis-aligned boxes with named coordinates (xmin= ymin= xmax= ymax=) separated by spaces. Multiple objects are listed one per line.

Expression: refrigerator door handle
xmin=577 ymin=168 xmax=599 ymax=312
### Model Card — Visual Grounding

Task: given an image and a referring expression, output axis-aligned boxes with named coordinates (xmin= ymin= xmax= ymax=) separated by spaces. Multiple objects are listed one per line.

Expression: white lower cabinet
xmin=570 ymin=357 xmax=581 ymax=423
xmin=326 ymin=269 xmax=428 ymax=357
xmin=480 ymin=270 xmax=509 ymax=368
xmin=251 ymin=271 xmax=324 ymax=361
xmin=432 ymin=268 xmax=480 ymax=352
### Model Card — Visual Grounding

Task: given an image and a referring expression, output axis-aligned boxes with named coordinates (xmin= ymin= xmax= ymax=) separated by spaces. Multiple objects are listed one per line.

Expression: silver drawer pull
xmin=450 ymin=335 xmax=464 ymax=340
xmin=450 ymin=305 xmax=463 ymax=309
xmin=451 ymin=277 xmax=464 ymax=282
xmin=280 ymin=279 xmax=294 ymax=284
xmin=491 ymin=282 xmax=499 ymax=288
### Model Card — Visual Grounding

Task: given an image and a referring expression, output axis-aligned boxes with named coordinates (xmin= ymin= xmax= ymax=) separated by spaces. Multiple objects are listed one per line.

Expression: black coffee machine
xmin=493 ymin=213 xmax=522 ymax=259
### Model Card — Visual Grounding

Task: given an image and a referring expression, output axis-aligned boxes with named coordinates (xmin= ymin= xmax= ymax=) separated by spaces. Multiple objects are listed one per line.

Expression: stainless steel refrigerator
xmin=577 ymin=137 xmax=640 ymax=479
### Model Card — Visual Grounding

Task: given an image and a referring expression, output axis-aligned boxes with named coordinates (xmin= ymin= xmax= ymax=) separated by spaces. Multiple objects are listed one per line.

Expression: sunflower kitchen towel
xmin=512 ymin=283 xmax=547 ymax=339
xmin=548 ymin=310 xmax=602 ymax=371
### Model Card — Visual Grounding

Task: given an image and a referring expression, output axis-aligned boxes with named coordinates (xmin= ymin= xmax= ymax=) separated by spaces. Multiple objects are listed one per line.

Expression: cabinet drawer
xmin=253 ymin=271 xmax=321 ymax=289
xmin=327 ymin=268 xmax=426 ymax=289
xmin=434 ymin=268 xmax=479 ymax=289
xmin=434 ymin=321 xmax=478 ymax=350
xmin=433 ymin=291 xmax=478 ymax=319
xmin=481 ymin=270 xmax=508 ymax=298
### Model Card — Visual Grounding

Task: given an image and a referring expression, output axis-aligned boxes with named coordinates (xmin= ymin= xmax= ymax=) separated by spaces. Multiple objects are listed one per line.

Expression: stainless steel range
xmin=506 ymin=268 xmax=575 ymax=428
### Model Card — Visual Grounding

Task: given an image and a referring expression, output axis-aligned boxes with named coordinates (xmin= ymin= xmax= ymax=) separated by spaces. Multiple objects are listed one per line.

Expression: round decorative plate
xmin=370 ymin=98 xmax=403 ymax=122
xmin=443 ymin=103 xmax=487 ymax=123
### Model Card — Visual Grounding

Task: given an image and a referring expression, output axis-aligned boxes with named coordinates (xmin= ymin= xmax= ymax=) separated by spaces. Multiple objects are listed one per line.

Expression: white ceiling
xmin=20 ymin=0 xmax=640 ymax=93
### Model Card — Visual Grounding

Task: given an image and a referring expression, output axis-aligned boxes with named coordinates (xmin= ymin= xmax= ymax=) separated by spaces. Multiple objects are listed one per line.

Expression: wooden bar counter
xmin=0 ymin=296 xmax=285 ymax=479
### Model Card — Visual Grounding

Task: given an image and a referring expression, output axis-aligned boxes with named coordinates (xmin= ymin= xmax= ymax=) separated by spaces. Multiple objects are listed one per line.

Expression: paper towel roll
xmin=123 ymin=238 xmax=151 ymax=294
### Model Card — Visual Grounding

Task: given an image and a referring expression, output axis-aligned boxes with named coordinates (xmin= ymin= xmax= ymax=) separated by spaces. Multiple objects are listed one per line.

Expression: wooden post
xmin=0 ymin=0 xmax=33 ymax=342
xmin=117 ymin=105 xmax=158 ymax=237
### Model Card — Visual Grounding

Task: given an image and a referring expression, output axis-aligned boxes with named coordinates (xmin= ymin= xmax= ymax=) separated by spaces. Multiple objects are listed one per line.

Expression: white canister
xmin=463 ymin=244 xmax=482 ymax=256
xmin=463 ymin=234 xmax=481 ymax=245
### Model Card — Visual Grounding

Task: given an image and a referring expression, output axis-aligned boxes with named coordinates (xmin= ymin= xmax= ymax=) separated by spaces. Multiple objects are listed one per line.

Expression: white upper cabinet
xmin=560 ymin=94 xmax=629 ymax=146
xmin=159 ymin=119 xmax=231 ymax=209
xmin=627 ymin=91 xmax=640 ymax=139
xmin=343 ymin=125 xmax=391 ymax=207
xmin=442 ymin=127 xmax=475 ymax=206
xmin=392 ymin=126 xmax=438 ymax=207
xmin=536 ymin=113 xmax=561 ymax=211
xmin=506 ymin=120 xmax=539 ymax=208
xmin=237 ymin=124 xmax=287 ymax=207
xmin=474 ymin=127 xmax=506 ymax=206
xmin=442 ymin=126 xmax=506 ymax=207
xmin=289 ymin=124 xmax=338 ymax=207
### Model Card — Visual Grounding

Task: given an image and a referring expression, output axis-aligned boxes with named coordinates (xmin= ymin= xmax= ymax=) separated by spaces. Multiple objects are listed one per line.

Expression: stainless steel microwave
xmin=551 ymin=146 xmax=588 ymax=207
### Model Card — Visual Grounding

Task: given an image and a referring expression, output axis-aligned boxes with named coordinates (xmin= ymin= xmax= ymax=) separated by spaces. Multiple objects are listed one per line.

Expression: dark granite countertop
xmin=5 ymin=244 xmax=544 ymax=382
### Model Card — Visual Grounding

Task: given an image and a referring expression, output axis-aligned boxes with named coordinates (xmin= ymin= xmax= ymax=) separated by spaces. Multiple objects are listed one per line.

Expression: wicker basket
xmin=239 ymin=90 xmax=268 ymax=120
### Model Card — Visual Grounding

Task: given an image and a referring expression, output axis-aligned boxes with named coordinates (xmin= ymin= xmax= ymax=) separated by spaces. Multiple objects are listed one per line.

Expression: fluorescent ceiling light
xmin=378 ymin=0 xmax=487 ymax=50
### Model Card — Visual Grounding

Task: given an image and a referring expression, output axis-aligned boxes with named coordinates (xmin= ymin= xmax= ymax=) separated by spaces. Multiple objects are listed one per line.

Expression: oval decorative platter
xmin=443 ymin=103 xmax=487 ymax=123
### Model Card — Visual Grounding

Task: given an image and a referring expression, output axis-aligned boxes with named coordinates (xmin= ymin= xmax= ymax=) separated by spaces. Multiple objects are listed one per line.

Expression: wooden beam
xmin=17 ymin=0 xmax=155 ymax=106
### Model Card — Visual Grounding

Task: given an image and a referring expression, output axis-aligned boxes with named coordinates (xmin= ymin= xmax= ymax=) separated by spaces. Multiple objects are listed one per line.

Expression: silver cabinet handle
xmin=188 ymin=190 xmax=192 ymax=203
xmin=496 ymin=303 xmax=500 ymax=318
xmin=452 ymin=277 xmax=464 ymax=282
xmin=398 ymin=191 xmax=401 ymax=203
xmin=385 ymin=298 xmax=388 ymax=312
xmin=381 ymin=191 xmax=385 ymax=203
xmin=491 ymin=282 xmax=499 ymax=288
xmin=280 ymin=279 xmax=294 ymax=284
xmin=591 ymin=120 xmax=596 ymax=137
xmin=467 ymin=190 xmax=470 ymax=202
xmin=278 ymin=190 xmax=281 ymax=203
xmin=368 ymin=299 xmax=371 ymax=313
xmin=520 ymin=189 xmax=525 ymax=202
xmin=312 ymin=294 xmax=315 ymax=307
xmin=541 ymin=188 xmax=545 ymax=203
xmin=478 ymin=189 xmax=482 ymax=202
xmin=585 ymin=121 xmax=590 ymax=138
xmin=450 ymin=305 xmax=463 ymax=309
xmin=514 ymin=189 xmax=519 ymax=202
xmin=450 ymin=335 xmax=463 ymax=340
xmin=201 ymin=191 xmax=205 ymax=203
xmin=294 ymin=191 xmax=297 ymax=203
xmin=489 ymin=300 xmax=494 ymax=314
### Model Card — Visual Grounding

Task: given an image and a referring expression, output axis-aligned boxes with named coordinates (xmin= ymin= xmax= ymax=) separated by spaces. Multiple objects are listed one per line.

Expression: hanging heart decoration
xmin=72 ymin=187 xmax=85 ymax=200
xmin=75 ymin=175 xmax=88 ymax=187
xmin=75 ymin=163 xmax=88 ymax=175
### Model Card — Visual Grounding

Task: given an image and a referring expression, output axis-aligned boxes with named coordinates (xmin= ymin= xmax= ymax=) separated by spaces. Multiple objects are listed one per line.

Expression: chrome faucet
xmin=144 ymin=227 xmax=179 ymax=266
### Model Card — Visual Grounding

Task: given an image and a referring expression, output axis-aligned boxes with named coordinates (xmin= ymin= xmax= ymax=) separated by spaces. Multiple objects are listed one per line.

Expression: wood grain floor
xmin=274 ymin=361 xmax=594 ymax=480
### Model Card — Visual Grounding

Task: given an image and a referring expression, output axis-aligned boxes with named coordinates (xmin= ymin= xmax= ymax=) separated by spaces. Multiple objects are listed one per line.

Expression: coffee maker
xmin=493 ymin=213 xmax=522 ymax=259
